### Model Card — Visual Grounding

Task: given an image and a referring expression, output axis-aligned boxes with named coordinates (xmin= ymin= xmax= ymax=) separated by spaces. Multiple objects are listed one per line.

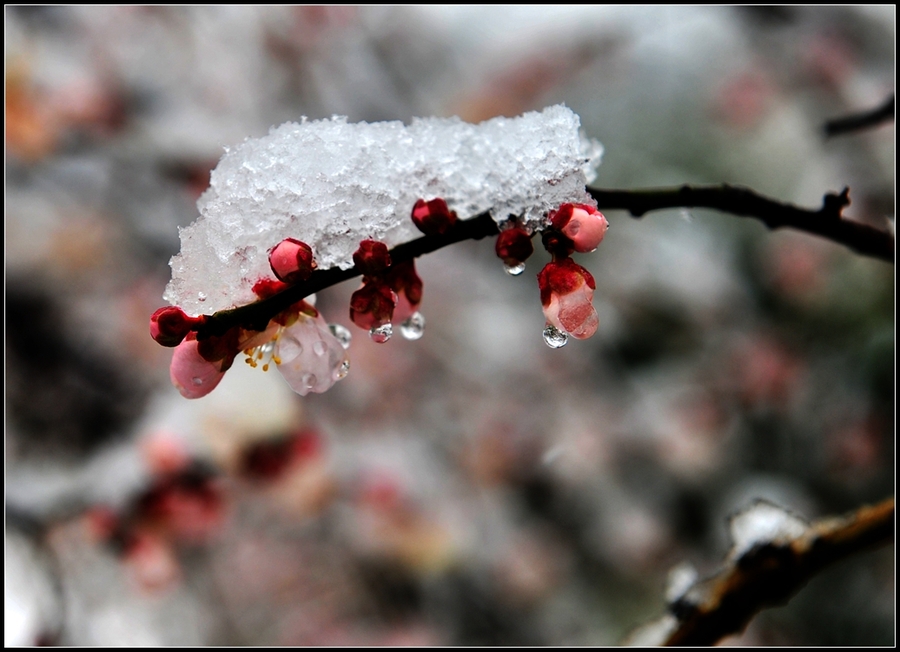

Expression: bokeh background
xmin=6 ymin=6 xmax=894 ymax=646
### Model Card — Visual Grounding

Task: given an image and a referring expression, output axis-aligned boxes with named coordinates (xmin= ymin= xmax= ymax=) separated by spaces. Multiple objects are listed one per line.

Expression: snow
xmin=727 ymin=499 xmax=809 ymax=558
xmin=164 ymin=105 xmax=602 ymax=316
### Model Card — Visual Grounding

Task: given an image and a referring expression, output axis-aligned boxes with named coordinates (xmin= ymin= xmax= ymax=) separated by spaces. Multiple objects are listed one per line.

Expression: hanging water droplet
xmin=400 ymin=312 xmax=425 ymax=340
xmin=504 ymin=262 xmax=526 ymax=276
xmin=542 ymin=324 xmax=568 ymax=348
xmin=334 ymin=359 xmax=350 ymax=380
xmin=369 ymin=323 xmax=392 ymax=343
xmin=328 ymin=323 xmax=352 ymax=349
xmin=313 ymin=340 xmax=327 ymax=356
xmin=191 ymin=377 xmax=204 ymax=386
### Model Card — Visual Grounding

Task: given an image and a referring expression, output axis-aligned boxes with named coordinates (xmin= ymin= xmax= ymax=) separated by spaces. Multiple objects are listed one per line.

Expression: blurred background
xmin=5 ymin=6 xmax=894 ymax=646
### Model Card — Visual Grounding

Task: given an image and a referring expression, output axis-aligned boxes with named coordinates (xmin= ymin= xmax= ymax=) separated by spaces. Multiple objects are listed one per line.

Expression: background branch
xmin=196 ymin=184 xmax=894 ymax=339
xmin=624 ymin=497 xmax=895 ymax=646
xmin=824 ymin=94 xmax=895 ymax=137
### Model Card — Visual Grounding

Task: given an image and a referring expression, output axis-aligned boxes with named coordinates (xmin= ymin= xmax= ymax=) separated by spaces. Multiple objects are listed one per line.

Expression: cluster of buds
xmin=151 ymin=195 xmax=608 ymax=401
xmin=494 ymin=203 xmax=608 ymax=348
xmin=349 ymin=240 xmax=424 ymax=343
xmin=151 ymin=241 xmax=349 ymax=399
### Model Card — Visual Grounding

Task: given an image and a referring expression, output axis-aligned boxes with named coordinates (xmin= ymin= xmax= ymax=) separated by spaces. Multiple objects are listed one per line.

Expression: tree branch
xmin=195 ymin=184 xmax=893 ymax=340
xmin=824 ymin=94 xmax=895 ymax=137
xmin=589 ymin=184 xmax=894 ymax=262
xmin=623 ymin=497 xmax=895 ymax=646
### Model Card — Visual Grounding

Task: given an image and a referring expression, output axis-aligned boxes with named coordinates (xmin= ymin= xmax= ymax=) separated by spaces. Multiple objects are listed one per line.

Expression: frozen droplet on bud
xmin=197 ymin=292 xmax=207 ymax=302
xmin=191 ymin=377 xmax=204 ymax=386
xmin=369 ymin=323 xmax=392 ymax=343
xmin=301 ymin=373 xmax=317 ymax=390
xmin=400 ymin=312 xmax=425 ymax=340
xmin=328 ymin=323 xmax=352 ymax=349
xmin=542 ymin=324 xmax=568 ymax=348
xmin=334 ymin=359 xmax=350 ymax=380
xmin=504 ymin=262 xmax=526 ymax=276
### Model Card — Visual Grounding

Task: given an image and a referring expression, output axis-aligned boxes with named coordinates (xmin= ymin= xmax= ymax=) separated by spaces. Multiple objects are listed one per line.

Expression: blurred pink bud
xmin=170 ymin=334 xmax=227 ymax=398
xmin=268 ymin=238 xmax=316 ymax=283
xmin=537 ymin=258 xmax=599 ymax=339
xmin=411 ymin=198 xmax=457 ymax=235
xmin=549 ymin=203 xmax=608 ymax=253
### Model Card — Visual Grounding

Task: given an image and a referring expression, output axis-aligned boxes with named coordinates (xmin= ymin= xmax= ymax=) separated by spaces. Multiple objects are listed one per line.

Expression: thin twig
xmin=194 ymin=184 xmax=894 ymax=340
xmin=623 ymin=497 xmax=895 ymax=646
xmin=824 ymin=95 xmax=895 ymax=137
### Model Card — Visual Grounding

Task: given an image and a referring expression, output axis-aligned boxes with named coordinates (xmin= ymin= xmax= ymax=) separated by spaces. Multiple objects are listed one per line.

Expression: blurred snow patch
xmin=728 ymin=499 xmax=809 ymax=558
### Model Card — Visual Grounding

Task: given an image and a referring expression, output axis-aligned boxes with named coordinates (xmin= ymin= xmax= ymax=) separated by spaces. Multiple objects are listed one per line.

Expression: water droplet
xmin=542 ymin=324 xmax=568 ymax=348
xmin=313 ymin=340 xmax=327 ymax=356
xmin=191 ymin=377 xmax=204 ymax=386
xmin=328 ymin=323 xmax=352 ymax=349
xmin=334 ymin=359 xmax=350 ymax=380
xmin=369 ymin=323 xmax=392 ymax=343
xmin=198 ymin=292 xmax=207 ymax=302
xmin=504 ymin=262 xmax=526 ymax=276
xmin=680 ymin=208 xmax=694 ymax=223
xmin=400 ymin=312 xmax=425 ymax=340
xmin=301 ymin=373 xmax=317 ymax=390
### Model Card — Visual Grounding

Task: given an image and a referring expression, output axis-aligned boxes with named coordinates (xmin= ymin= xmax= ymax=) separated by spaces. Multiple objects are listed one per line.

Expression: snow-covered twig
xmin=623 ymin=497 xmax=895 ymax=646
xmin=194 ymin=183 xmax=893 ymax=341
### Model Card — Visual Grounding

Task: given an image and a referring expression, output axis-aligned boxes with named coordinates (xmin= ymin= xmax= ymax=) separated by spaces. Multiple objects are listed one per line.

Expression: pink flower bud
xmin=537 ymin=258 xmax=599 ymax=339
xmin=349 ymin=279 xmax=397 ymax=330
xmin=169 ymin=334 xmax=227 ymax=399
xmin=548 ymin=203 xmax=608 ymax=253
xmin=411 ymin=198 xmax=458 ymax=235
xmin=268 ymin=238 xmax=316 ymax=283
xmin=353 ymin=240 xmax=392 ymax=275
xmin=495 ymin=225 xmax=534 ymax=266
xmin=150 ymin=306 xmax=204 ymax=347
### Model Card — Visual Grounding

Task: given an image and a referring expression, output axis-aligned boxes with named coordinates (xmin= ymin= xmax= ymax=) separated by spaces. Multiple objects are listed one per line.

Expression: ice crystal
xmin=165 ymin=105 xmax=602 ymax=315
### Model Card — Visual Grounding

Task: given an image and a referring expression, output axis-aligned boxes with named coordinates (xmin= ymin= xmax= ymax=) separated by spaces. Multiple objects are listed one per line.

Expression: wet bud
xmin=349 ymin=279 xmax=397 ymax=330
xmin=150 ymin=306 xmax=205 ymax=347
xmin=495 ymin=225 xmax=534 ymax=267
xmin=548 ymin=203 xmax=608 ymax=253
xmin=384 ymin=259 xmax=423 ymax=322
xmin=411 ymin=198 xmax=458 ymax=235
xmin=537 ymin=258 xmax=599 ymax=340
xmin=268 ymin=238 xmax=316 ymax=283
xmin=353 ymin=240 xmax=392 ymax=275
xmin=170 ymin=334 xmax=228 ymax=398
xmin=252 ymin=278 xmax=290 ymax=300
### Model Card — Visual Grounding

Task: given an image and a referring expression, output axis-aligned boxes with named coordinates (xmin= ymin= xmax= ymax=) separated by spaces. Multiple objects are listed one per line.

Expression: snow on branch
xmin=165 ymin=105 xmax=602 ymax=317
xmin=623 ymin=497 xmax=895 ymax=646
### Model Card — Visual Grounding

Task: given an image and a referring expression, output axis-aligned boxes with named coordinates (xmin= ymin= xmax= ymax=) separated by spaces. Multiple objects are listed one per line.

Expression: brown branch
xmin=589 ymin=184 xmax=894 ymax=262
xmin=623 ymin=497 xmax=895 ymax=646
xmin=194 ymin=184 xmax=893 ymax=340
xmin=824 ymin=94 xmax=895 ymax=137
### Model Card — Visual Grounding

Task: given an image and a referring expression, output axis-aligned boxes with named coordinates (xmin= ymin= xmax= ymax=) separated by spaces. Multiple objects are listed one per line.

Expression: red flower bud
xmin=495 ymin=225 xmax=534 ymax=267
xmin=268 ymin=238 xmax=316 ymax=283
xmin=411 ymin=198 xmax=458 ymax=235
xmin=548 ymin=203 xmax=608 ymax=253
xmin=383 ymin=259 xmax=423 ymax=322
xmin=537 ymin=258 xmax=599 ymax=340
xmin=349 ymin=279 xmax=397 ymax=330
xmin=150 ymin=306 xmax=205 ymax=347
xmin=353 ymin=240 xmax=392 ymax=275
